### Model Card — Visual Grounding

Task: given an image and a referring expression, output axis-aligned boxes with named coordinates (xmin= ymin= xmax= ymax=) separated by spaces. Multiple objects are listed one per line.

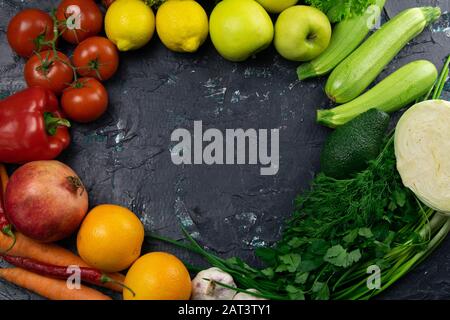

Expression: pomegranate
xmin=5 ymin=160 xmax=88 ymax=242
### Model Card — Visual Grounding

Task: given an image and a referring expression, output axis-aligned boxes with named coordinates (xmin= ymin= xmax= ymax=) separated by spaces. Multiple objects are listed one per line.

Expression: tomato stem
xmin=47 ymin=10 xmax=79 ymax=82
xmin=88 ymin=58 xmax=103 ymax=81
xmin=70 ymin=78 xmax=90 ymax=89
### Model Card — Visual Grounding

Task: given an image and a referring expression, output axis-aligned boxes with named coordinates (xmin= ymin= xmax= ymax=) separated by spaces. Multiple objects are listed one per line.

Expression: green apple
xmin=209 ymin=0 xmax=274 ymax=62
xmin=255 ymin=0 xmax=299 ymax=14
xmin=274 ymin=5 xmax=332 ymax=62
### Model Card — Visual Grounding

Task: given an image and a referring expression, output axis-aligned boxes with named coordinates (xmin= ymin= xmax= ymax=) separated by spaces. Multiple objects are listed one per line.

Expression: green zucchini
xmin=317 ymin=60 xmax=438 ymax=128
xmin=325 ymin=7 xmax=441 ymax=104
xmin=297 ymin=0 xmax=386 ymax=81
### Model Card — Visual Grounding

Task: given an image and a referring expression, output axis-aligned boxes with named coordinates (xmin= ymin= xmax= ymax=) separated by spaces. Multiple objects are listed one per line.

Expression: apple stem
xmin=307 ymin=33 xmax=318 ymax=41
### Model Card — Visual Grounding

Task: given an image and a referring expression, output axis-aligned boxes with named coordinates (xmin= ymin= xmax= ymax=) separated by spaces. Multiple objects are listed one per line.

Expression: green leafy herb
xmin=304 ymin=0 xmax=377 ymax=23
xmin=324 ymin=245 xmax=361 ymax=267
xmin=279 ymin=254 xmax=301 ymax=272
xmin=286 ymin=285 xmax=305 ymax=300
xmin=312 ymin=282 xmax=330 ymax=300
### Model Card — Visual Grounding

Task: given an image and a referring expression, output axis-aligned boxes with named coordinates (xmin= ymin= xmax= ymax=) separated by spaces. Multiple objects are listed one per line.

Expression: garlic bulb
xmin=191 ymin=267 xmax=237 ymax=300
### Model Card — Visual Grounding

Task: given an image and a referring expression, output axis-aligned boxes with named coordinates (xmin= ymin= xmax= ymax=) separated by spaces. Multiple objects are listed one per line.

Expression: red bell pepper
xmin=0 ymin=87 xmax=71 ymax=164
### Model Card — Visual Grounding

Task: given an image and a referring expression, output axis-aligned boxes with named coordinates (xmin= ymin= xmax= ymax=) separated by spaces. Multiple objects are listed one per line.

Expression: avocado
xmin=320 ymin=108 xmax=390 ymax=179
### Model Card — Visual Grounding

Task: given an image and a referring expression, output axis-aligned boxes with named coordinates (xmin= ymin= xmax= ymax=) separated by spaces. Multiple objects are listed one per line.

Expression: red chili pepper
xmin=0 ymin=87 xmax=71 ymax=164
xmin=0 ymin=208 xmax=12 ymax=236
xmin=2 ymin=255 xmax=135 ymax=296
xmin=0 ymin=166 xmax=14 ymax=253
xmin=0 ymin=201 xmax=11 ymax=234
xmin=0 ymin=190 xmax=8 ymax=229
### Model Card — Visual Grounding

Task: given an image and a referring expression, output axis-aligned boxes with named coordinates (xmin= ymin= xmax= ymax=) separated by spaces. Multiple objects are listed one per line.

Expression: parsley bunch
xmin=303 ymin=0 xmax=377 ymax=22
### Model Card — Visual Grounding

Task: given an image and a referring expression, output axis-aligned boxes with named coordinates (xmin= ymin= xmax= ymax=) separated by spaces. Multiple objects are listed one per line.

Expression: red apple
xmin=5 ymin=160 xmax=89 ymax=242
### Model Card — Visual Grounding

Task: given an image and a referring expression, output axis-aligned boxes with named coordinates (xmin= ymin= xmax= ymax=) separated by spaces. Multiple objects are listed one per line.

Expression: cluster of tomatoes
xmin=6 ymin=0 xmax=118 ymax=123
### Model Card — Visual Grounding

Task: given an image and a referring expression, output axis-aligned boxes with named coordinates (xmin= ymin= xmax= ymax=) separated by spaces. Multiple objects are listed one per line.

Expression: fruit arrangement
xmin=0 ymin=0 xmax=449 ymax=301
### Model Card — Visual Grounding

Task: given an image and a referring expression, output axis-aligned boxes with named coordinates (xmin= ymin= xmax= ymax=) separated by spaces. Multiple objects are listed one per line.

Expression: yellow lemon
xmin=105 ymin=0 xmax=155 ymax=51
xmin=123 ymin=252 xmax=192 ymax=300
xmin=77 ymin=204 xmax=144 ymax=272
xmin=156 ymin=0 xmax=208 ymax=53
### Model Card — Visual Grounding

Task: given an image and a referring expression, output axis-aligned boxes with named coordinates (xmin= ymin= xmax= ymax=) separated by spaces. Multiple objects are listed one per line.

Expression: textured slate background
xmin=0 ymin=0 xmax=449 ymax=300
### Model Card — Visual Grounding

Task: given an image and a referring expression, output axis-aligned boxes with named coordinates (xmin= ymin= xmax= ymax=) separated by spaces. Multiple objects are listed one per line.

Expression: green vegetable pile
xmin=256 ymin=140 xmax=440 ymax=300
xmin=152 ymin=56 xmax=450 ymax=300
xmin=304 ymin=0 xmax=377 ymax=22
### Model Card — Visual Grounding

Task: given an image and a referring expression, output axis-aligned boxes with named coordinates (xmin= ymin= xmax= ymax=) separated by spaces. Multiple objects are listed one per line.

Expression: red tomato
xmin=24 ymin=50 xmax=74 ymax=95
xmin=7 ymin=9 xmax=55 ymax=57
xmin=61 ymin=77 xmax=108 ymax=123
xmin=56 ymin=0 xmax=103 ymax=44
xmin=72 ymin=37 xmax=119 ymax=81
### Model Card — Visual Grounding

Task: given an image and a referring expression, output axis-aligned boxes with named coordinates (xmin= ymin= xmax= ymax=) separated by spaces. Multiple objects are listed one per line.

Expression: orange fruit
xmin=76 ymin=204 xmax=144 ymax=272
xmin=123 ymin=252 xmax=192 ymax=300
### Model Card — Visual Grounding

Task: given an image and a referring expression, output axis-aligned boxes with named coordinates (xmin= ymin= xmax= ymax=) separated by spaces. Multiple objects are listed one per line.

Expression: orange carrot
xmin=0 ymin=267 xmax=112 ymax=300
xmin=0 ymin=232 xmax=125 ymax=292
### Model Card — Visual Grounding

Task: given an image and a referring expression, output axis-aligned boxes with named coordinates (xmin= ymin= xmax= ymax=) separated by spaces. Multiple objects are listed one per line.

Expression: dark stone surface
xmin=0 ymin=0 xmax=449 ymax=300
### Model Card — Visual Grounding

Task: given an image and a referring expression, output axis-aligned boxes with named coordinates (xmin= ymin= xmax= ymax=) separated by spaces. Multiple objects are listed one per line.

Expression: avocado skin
xmin=320 ymin=109 xmax=390 ymax=179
